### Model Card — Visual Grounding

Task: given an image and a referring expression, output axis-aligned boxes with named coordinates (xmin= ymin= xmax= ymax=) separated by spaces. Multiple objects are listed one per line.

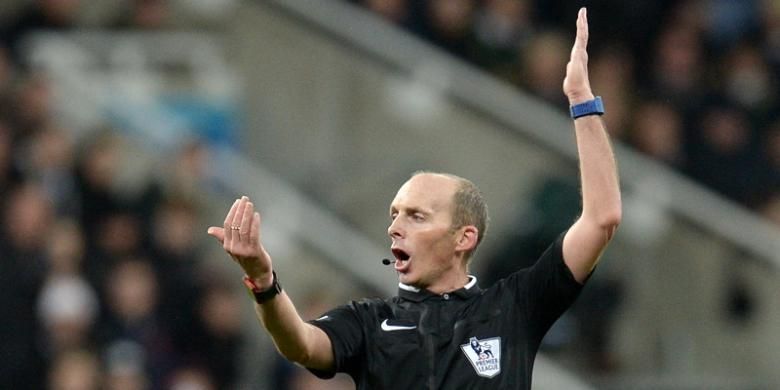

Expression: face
xmin=387 ymin=174 xmax=463 ymax=291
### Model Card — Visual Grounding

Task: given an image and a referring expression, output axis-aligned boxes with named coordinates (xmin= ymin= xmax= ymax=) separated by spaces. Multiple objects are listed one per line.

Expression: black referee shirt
xmin=308 ymin=233 xmax=583 ymax=389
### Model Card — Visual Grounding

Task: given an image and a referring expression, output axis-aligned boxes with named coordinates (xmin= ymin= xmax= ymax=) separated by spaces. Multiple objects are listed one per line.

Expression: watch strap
xmin=570 ymin=96 xmax=605 ymax=119
xmin=243 ymin=271 xmax=282 ymax=304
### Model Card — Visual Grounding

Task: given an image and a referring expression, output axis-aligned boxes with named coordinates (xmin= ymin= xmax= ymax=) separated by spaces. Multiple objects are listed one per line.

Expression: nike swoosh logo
xmin=381 ymin=319 xmax=417 ymax=331
xmin=315 ymin=315 xmax=330 ymax=321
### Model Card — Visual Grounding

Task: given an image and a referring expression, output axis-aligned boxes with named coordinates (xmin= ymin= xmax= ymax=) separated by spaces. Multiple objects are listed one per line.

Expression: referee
xmin=208 ymin=8 xmax=620 ymax=389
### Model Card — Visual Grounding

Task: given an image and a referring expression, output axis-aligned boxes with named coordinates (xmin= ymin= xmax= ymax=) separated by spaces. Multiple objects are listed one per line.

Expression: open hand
xmin=563 ymin=8 xmax=595 ymax=105
xmin=207 ymin=196 xmax=274 ymax=286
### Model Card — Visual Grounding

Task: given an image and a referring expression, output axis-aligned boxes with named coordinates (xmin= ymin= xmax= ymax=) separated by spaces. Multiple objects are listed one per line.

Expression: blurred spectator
xmin=84 ymin=209 xmax=145 ymax=290
xmin=0 ymin=183 xmax=53 ymax=389
xmin=648 ymin=22 xmax=706 ymax=108
xmin=590 ymin=45 xmax=635 ymax=139
xmin=157 ymin=139 xmax=211 ymax=205
xmin=2 ymin=180 xmax=53 ymax=265
xmin=166 ymin=366 xmax=215 ymax=390
xmin=418 ymin=0 xmax=477 ymax=61
xmin=151 ymin=198 xmax=200 ymax=265
xmin=38 ymin=274 xmax=98 ymax=355
xmin=104 ymin=340 xmax=150 ymax=390
xmin=702 ymin=0 xmax=760 ymax=50
xmin=719 ymin=42 xmax=776 ymax=115
xmin=99 ymin=258 xmax=177 ymax=390
xmin=362 ymin=0 xmax=410 ymax=26
xmin=48 ymin=349 xmax=102 ymax=390
xmin=190 ymin=277 xmax=243 ymax=389
xmin=114 ymin=0 xmax=172 ymax=30
xmin=471 ymin=0 xmax=533 ymax=78
xmin=9 ymin=73 xmax=53 ymax=139
xmin=75 ymin=132 xmax=129 ymax=234
xmin=150 ymin=197 xmax=202 ymax=311
xmin=25 ymin=125 xmax=79 ymax=215
xmin=516 ymin=30 xmax=569 ymax=106
xmin=38 ymin=219 xmax=97 ymax=358
xmin=686 ymin=104 xmax=764 ymax=204
xmin=630 ymin=99 xmax=686 ymax=167
xmin=45 ymin=218 xmax=86 ymax=275
xmin=75 ymin=132 xmax=160 ymax=288
xmin=667 ymin=0 xmax=708 ymax=32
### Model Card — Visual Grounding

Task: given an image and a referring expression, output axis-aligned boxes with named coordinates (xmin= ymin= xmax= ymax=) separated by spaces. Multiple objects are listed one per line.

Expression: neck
xmin=426 ymin=271 xmax=470 ymax=295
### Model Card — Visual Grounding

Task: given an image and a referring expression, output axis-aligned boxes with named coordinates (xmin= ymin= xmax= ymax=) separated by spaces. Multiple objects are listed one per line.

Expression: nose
xmin=387 ymin=217 xmax=404 ymax=239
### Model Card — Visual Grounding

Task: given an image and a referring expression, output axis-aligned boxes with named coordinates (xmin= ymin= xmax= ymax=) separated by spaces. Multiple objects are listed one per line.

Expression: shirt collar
xmin=397 ymin=275 xmax=481 ymax=302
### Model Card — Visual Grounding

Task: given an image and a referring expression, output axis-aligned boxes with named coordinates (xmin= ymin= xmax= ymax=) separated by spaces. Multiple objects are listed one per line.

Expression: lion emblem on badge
xmin=461 ymin=336 xmax=501 ymax=378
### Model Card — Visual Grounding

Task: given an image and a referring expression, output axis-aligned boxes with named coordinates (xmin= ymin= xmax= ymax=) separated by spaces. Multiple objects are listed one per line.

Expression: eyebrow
xmin=389 ymin=205 xmax=431 ymax=216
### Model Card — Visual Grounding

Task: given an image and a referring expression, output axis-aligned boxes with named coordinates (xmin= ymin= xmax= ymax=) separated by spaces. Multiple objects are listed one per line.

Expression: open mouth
xmin=391 ymin=248 xmax=411 ymax=273
xmin=392 ymin=248 xmax=410 ymax=261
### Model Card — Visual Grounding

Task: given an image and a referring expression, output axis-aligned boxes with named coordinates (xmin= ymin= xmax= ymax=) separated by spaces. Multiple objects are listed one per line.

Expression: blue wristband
xmin=569 ymin=96 xmax=605 ymax=119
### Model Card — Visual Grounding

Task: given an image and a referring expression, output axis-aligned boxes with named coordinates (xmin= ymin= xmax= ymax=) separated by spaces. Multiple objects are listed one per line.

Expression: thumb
xmin=207 ymin=226 xmax=225 ymax=243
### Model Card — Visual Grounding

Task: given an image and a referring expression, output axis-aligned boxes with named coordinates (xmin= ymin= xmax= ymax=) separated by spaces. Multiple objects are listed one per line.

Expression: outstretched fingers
xmin=250 ymin=211 xmax=261 ymax=247
xmin=232 ymin=197 xmax=248 ymax=237
xmin=575 ymin=7 xmax=588 ymax=51
xmin=223 ymin=198 xmax=240 ymax=243
xmin=240 ymin=200 xmax=254 ymax=243
xmin=563 ymin=7 xmax=594 ymax=103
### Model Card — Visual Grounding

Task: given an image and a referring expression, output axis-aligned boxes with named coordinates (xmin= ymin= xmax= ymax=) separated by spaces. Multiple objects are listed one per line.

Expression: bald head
xmin=409 ymin=171 xmax=489 ymax=260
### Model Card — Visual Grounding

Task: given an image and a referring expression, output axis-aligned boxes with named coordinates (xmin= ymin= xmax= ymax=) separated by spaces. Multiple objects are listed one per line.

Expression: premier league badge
xmin=460 ymin=336 xmax=501 ymax=378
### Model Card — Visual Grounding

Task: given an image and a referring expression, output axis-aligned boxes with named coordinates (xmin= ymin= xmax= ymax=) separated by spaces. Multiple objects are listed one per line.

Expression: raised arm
xmin=207 ymin=196 xmax=334 ymax=370
xmin=561 ymin=8 xmax=622 ymax=283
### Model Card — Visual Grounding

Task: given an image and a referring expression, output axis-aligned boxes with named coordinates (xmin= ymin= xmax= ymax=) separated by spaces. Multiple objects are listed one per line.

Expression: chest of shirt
xmin=359 ymin=297 xmax=534 ymax=389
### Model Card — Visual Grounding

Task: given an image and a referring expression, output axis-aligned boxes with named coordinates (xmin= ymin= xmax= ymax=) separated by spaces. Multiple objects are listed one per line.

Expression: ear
xmin=455 ymin=225 xmax=478 ymax=253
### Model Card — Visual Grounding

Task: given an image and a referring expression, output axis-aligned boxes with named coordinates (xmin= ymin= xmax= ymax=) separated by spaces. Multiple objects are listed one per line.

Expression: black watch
xmin=243 ymin=271 xmax=282 ymax=304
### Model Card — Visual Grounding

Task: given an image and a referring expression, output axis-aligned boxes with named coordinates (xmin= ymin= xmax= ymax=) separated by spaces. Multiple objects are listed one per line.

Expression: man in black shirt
xmin=208 ymin=8 xmax=620 ymax=389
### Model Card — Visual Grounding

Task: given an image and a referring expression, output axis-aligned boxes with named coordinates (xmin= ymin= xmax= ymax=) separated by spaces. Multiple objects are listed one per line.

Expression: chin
xmin=398 ymin=274 xmax=416 ymax=286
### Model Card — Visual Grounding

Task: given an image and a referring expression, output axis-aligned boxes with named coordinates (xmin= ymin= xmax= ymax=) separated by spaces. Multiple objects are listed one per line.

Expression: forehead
xmin=390 ymin=174 xmax=459 ymax=212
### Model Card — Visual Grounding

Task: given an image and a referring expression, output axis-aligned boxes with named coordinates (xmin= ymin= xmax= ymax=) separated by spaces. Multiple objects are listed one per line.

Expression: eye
xmin=390 ymin=212 xmax=398 ymax=221
xmin=412 ymin=213 xmax=425 ymax=221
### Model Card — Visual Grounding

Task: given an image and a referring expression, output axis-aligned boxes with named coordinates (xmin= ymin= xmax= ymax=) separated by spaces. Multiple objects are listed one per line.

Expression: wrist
xmin=567 ymin=92 xmax=595 ymax=105
xmin=248 ymin=271 xmax=274 ymax=290
xmin=243 ymin=271 xmax=282 ymax=304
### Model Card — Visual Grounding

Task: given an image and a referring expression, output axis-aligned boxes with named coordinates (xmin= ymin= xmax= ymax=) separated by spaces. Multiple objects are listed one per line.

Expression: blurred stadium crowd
xmin=0 ymin=1 xmax=244 ymax=389
xmin=356 ymin=0 xmax=780 ymax=225
xmin=3 ymin=0 xmax=780 ymax=389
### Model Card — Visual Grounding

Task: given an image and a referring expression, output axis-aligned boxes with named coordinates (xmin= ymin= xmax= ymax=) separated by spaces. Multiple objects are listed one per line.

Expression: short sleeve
xmin=503 ymin=231 xmax=585 ymax=338
xmin=306 ymin=302 xmax=365 ymax=379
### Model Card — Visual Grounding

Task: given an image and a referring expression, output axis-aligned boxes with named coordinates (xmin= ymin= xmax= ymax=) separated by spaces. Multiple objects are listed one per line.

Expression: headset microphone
xmin=381 ymin=258 xmax=395 ymax=265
